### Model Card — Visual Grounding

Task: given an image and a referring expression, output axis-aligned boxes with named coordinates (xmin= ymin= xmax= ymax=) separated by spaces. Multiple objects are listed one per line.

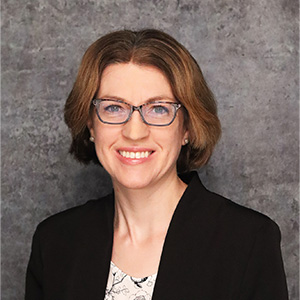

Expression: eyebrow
xmin=98 ymin=95 xmax=176 ymax=103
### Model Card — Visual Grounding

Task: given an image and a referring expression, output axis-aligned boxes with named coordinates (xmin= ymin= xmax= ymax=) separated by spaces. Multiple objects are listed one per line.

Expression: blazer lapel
xmin=152 ymin=172 xmax=218 ymax=299
xmin=95 ymin=172 xmax=219 ymax=299
xmin=71 ymin=194 xmax=114 ymax=299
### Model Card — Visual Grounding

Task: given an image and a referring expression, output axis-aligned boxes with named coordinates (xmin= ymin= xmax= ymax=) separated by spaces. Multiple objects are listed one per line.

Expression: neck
xmin=113 ymin=172 xmax=187 ymax=242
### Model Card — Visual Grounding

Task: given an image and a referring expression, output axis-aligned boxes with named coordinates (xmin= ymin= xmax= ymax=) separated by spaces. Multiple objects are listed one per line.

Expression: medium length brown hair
xmin=64 ymin=29 xmax=221 ymax=172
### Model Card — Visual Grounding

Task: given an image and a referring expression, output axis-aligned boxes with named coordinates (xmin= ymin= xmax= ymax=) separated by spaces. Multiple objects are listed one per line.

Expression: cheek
xmin=92 ymin=124 xmax=118 ymax=157
xmin=156 ymin=126 xmax=185 ymax=155
xmin=92 ymin=114 xmax=117 ymax=142
xmin=93 ymin=127 xmax=106 ymax=142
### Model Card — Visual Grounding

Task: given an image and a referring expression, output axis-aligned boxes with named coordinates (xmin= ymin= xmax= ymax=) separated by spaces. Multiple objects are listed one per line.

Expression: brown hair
xmin=64 ymin=29 xmax=221 ymax=172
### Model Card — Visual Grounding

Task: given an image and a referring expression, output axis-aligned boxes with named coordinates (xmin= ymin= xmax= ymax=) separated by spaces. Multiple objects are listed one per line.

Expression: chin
xmin=112 ymin=172 xmax=157 ymax=190
xmin=117 ymin=177 xmax=152 ymax=190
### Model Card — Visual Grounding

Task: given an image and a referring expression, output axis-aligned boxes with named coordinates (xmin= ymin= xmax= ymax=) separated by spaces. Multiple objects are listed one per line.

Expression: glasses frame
xmin=92 ymin=99 xmax=182 ymax=126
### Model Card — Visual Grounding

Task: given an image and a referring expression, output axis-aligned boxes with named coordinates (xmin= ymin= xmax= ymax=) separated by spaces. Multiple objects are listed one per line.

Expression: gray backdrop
xmin=1 ymin=0 xmax=299 ymax=299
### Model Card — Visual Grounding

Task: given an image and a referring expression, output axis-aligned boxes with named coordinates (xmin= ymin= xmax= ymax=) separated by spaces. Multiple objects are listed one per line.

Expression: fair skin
xmin=88 ymin=62 xmax=188 ymax=277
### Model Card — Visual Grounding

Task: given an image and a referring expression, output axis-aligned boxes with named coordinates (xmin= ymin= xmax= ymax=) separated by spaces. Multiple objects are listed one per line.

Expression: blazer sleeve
xmin=25 ymin=227 xmax=43 ymax=300
xmin=238 ymin=219 xmax=289 ymax=300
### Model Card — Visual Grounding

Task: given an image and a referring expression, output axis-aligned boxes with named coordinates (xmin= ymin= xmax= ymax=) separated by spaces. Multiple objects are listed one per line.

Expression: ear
xmin=87 ymin=117 xmax=95 ymax=138
xmin=181 ymin=130 xmax=189 ymax=146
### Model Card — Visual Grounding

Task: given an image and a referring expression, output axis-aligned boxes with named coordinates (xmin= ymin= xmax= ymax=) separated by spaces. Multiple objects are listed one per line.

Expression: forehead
xmin=98 ymin=63 xmax=174 ymax=102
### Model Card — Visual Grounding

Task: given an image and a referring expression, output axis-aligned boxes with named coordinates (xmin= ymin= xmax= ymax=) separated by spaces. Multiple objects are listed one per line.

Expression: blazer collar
xmin=152 ymin=171 xmax=211 ymax=298
xmin=95 ymin=171 xmax=209 ymax=299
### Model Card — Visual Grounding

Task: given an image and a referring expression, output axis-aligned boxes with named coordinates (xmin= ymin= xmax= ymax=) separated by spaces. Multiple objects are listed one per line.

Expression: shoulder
xmin=207 ymin=189 xmax=280 ymax=236
xmin=27 ymin=194 xmax=115 ymax=290
xmin=35 ymin=193 xmax=114 ymax=240
xmin=176 ymin=173 xmax=283 ymax=268
xmin=207 ymin=193 xmax=282 ymax=250
xmin=180 ymin=171 xmax=281 ymax=238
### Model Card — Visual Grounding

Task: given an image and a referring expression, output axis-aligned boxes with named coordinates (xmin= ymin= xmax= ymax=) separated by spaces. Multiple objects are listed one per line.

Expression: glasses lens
xmin=142 ymin=102 xmax=176 ymax=125
xmin=97 ymin=100 xmax=130 ymax=124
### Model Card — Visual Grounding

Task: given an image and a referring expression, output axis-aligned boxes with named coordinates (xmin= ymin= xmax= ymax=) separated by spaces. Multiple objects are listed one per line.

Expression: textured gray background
xmin=1 ymin=0 xmax=299 ymax=299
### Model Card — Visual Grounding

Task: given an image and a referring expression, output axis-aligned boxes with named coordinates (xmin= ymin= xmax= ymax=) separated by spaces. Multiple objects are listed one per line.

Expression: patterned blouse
xmin=104 ymin=261 xmax=157 ymax=300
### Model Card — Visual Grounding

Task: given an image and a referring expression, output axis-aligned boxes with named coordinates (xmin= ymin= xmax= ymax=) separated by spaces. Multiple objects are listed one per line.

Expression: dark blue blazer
xmin=25 ymin=172 xmax=289 ymax=299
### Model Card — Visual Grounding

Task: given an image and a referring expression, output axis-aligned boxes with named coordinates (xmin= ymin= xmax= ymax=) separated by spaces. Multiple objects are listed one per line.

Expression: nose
xmin=122 ymin=109 xmax=150 ymax=141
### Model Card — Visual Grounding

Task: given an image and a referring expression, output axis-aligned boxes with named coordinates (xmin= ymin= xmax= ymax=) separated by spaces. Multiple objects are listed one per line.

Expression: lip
xmin=116 ymin=147 xmax=155 ymax=165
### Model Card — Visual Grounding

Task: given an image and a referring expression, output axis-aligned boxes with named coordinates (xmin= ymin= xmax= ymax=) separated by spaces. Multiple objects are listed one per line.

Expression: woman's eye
xmin=104 ymin=105 xmax=122 ymax=113
xmin=152 ymin=105 xmax=169 ymax=114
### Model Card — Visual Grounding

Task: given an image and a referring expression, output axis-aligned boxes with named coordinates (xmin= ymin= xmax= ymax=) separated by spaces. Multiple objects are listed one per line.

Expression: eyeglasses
xmin=92 ymin=99 xmax=182 ymax=126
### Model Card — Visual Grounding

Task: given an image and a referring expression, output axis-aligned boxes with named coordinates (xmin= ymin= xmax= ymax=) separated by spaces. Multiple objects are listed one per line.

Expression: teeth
xmin=119 ymin=151 xmax=152 ymax=159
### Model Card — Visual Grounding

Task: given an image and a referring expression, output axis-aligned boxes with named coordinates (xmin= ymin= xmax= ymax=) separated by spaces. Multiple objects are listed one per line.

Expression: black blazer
xmin=25 ymin=172 xmax=289 ymax=299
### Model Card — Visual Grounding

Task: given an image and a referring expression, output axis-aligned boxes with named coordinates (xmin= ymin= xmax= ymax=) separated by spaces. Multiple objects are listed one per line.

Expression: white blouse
xmin=104 ymin=261 xmax=157 ymax=300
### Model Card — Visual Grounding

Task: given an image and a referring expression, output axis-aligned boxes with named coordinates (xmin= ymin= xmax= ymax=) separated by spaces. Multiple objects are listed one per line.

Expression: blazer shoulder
xmin=203 ymin=188 xmax=280 ymax=234
xmin=36 ymin=193 xmax=113 ymax=236
xmin=181 ymin=172 xmax=280 ymax=234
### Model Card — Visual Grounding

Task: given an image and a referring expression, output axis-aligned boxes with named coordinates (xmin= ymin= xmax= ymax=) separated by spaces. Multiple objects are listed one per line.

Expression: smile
xmin=118 ymin=150 xmax=153 ymax=159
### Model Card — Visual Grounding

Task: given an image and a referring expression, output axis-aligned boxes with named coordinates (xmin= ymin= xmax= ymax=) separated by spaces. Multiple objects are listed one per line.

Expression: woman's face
xmin=88 ymin=63 xmax=188 ymax=190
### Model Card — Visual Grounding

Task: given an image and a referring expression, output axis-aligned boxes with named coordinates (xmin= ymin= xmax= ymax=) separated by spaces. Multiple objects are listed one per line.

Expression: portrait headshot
xmin=1 ymin=1 xmax=298 ymax=300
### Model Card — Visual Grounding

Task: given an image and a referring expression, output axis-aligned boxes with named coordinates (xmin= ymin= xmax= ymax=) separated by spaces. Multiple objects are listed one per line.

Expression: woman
xmin=26 ymin=29 xmax=288 ymax=299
